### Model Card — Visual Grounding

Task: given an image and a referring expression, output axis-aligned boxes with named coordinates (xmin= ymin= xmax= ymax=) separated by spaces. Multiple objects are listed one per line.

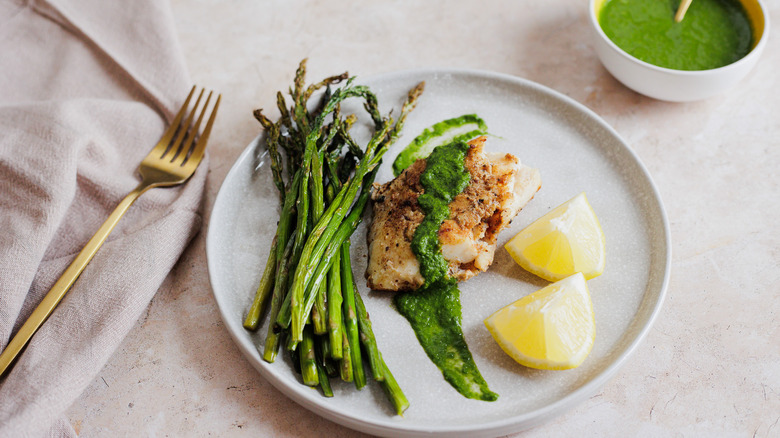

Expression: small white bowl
xmin=589 ymin=0 xmax=769 ymax=102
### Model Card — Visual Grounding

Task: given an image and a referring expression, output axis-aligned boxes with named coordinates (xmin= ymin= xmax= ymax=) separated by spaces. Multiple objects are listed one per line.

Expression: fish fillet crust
xmin=366 ymin=136 xmax=541 ymax=291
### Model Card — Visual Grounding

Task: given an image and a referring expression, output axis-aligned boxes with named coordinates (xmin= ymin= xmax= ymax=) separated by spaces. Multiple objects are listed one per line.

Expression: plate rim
xmin=206 ymin=67 xmax=671 ymax=437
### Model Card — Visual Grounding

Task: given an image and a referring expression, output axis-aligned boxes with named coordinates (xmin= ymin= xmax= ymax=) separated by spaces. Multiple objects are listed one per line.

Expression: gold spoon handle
xmin=675 ymin=0 xmax=693 ymax=22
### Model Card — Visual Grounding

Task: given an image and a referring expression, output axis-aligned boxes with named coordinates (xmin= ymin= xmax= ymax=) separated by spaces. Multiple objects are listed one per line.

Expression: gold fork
xmin=0 ymin=86 xmax=220 ymax=378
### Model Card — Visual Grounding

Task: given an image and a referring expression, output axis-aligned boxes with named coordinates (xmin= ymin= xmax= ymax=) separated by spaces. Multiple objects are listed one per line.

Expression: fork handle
xmin=0 ymin=181 xmax=153 ymax=378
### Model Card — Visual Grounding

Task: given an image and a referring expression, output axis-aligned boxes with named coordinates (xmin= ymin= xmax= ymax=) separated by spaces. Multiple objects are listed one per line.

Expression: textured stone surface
xmin=66 ymin=1 xmax=780 ymax=436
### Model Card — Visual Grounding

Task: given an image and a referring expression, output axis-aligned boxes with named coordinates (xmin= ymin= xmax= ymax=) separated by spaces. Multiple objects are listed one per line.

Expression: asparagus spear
xmin=300 ymin=325 xmax=318 ymax=387
xmin=314 ymin=336 xmax=334 ymax=397
xmin=339 ymin=317 xmax=353 ymax=382
xmin=318 ymin=335 xmax=339 ymax=377
xmin=379 ymin=360 xmax=409 ymax=416
xmin=326 ymin=250 xmax=343 ymax=360
xmin=262 ymin=236 xmax=295 ymax=362
xmin=252 ymin=109 xmax=286 ymax=202
xmin=291 ymin=59 xmax=311 ymax=136
xmin=354 ymin=290 xmax=384 ymax=381
xmin=243 ymin=235 xmax=277 ymax=330
xmin=340 ymin=240 xmax=365 ymax=390
xmin=309 ymin=150 xmax=328 ymax=335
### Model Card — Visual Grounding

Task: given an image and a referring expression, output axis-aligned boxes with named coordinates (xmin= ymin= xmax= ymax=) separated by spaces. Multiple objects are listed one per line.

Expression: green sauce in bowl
xmin=599 ymin=0 xmax=753 ymax=71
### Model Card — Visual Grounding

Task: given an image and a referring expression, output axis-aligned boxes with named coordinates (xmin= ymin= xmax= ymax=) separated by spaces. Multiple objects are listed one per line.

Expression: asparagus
xmin=302 ymin=83 xmax=424 ymax=310
xmin=340 ymin=240 xmax=366 ymax=390
xmin=245 ymin=150 xmax=301 ymax=333
xmin=310 ymin=150 xmax=328 ymax=335
xmin=314 ymin=337 xmax=334 ymax=397
xmin=262 ymin=236 xmax=295 ymax=362
xmin=380 ymin=360 xmax=409 ymax=416
xmin=339 ymin=318 xmax=353 ymax=382
xmin=323 ymin=179 xmax=344 ymax=360
xmin=245 ymin=59 xmax=423 ymax=413
xmin=289 ymin=137 xmax=389 ymax=345
xmin=291 ymin=59 xmax=311 ymax=136
xmin=312 ymin=288 xmax=328 ymax=335
xmin=295 ymin=170 xmax=376 ymax=326
xmin=242 ymin=235 xmax=276 ymax=330
xmin=354 ymin=290 xmax=384 ymax=381
xmin=318 ymin=335 xmax=339 ymax=377
xmin=289 ymin=83 xmax=386 ymax=345
xmin=300 ymin=325 xmax=319 ymax=387
xmin=252 ymin=109 xmax=286 ymax=202
xmin=259 ymin=169 xmax=303 ymax=361
xmin=288 ymin=344 xmax=301 ymax=375
xmin=243 ymin=106 xmax=292 ymax=330
xmin=274 ymin=172 xmax=313 ymax=331
xmin=289 ymin=81 xmax=424 ymax=340
xmin=326 ymin=250 xmax=343 ymax=360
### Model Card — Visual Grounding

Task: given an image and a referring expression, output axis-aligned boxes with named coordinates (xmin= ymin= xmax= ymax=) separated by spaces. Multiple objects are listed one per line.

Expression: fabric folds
xmin=0 ymin=0 xmax=205 ymax=436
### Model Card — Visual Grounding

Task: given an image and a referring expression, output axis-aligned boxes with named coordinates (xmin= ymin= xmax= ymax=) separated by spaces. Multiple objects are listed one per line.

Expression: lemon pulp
xmin=484 ymin=273 xmax=595 ymax=370
xmin=505 ymin=192 xmax=605 ymax=282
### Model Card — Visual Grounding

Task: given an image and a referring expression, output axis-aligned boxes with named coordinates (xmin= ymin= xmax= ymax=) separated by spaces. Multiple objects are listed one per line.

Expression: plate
xmin=206 ymin=69 xmax=670 ymax=437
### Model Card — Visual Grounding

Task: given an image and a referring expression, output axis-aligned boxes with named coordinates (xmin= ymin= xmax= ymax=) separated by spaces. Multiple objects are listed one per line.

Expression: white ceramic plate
xmin=207 ymin=69 xmax=670 ymax=437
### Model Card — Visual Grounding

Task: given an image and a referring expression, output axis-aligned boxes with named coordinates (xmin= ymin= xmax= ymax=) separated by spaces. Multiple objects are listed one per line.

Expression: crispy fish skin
xmin=366 ymin=137 xmax=541 ymax=291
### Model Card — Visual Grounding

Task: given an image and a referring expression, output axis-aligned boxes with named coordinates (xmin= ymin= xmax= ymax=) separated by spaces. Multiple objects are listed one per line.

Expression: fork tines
xmin=161 ymin=86 xmax=221 ymax=166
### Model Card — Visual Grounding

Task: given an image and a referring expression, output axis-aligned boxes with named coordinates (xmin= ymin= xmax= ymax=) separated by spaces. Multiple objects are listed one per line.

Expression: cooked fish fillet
xmin=366 ymin=136 xmax=541 ymax=291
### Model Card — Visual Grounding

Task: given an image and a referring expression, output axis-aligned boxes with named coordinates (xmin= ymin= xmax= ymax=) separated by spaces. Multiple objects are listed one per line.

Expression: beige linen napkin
xmin=0 ymin=0 xmax=206 ymax=436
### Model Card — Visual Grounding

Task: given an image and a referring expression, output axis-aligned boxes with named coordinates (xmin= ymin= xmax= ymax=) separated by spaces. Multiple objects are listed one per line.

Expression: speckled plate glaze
xmin=207 ymin=69 xmax=671 ymax=437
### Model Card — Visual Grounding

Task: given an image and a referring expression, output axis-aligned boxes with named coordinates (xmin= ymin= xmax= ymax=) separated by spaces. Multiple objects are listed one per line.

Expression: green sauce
xmin=394 ymin=141 xmax=498 ymax=402
xmin=599 ymin=0 xmax=753 ymax=71
xmin=392 ymin=114 xmax=488 ymax=177
xmin=411 ymin=141 xmax=471 ymax=286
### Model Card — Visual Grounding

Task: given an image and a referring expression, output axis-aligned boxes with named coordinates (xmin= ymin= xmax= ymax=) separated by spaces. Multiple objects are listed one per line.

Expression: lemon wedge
xmin=484 ymin=273 xmax=595 ymax=370
xmin=505 ymin=192 xmax=605 ymax=282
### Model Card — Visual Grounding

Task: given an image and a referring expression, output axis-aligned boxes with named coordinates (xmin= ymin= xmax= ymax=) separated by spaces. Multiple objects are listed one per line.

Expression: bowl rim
xmin=588 ymin=0 xmax=771 ymax=76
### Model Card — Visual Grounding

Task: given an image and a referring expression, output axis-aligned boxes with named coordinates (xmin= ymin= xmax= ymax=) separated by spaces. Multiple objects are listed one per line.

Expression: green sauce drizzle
xmin=394 ymin=141 xmax=498 ymax=402
xmin=599 ymin=0 xmax=753 ymax=71
xmin=411 ymin=141 xmax=471 ymax=285
xmin=392 ymin=114 xmax=488 ymax=177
